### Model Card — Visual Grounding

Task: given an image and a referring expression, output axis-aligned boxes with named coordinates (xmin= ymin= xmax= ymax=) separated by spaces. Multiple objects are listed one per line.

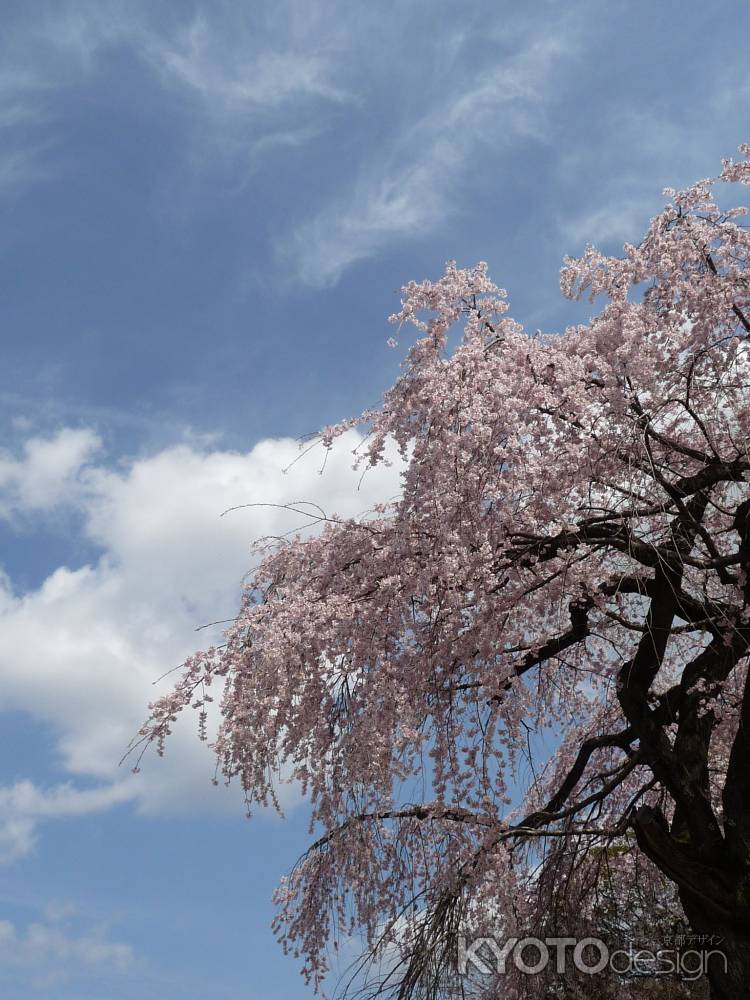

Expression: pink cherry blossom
xmin=134 ymin=146 xmax=750 ymax=999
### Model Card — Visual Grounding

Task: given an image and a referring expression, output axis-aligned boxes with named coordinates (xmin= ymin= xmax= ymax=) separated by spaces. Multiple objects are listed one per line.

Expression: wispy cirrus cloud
xmin=148 ymin=14 xmax=351 ymax=110
xmin=0 ymin=1 xmax=354 ymax=198
xmin=279 ymin=31 xmax=577 ymax=287
xmin=552 ymin=104 xmax=749 ymax=255
xmin=32 ymin=0 xmax=353 ymax=111
xmin=0 ymin=67 xmax=56 ymax=197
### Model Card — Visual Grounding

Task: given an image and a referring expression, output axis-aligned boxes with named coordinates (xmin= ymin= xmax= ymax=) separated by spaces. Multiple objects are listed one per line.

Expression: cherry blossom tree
xmin=135 ymin=146 xmax=750 ymax=999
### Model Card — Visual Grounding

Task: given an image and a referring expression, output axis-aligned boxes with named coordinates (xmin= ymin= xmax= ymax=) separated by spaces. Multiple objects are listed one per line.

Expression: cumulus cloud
xmin=0 ymin=427 xmax=100 ymax=518
xmin=0 ymin=427 xmax=403 ymax=855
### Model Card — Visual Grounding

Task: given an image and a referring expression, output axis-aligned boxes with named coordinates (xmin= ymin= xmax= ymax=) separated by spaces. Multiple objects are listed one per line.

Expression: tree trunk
xmin=634 ymin=805 xmax=750 ymax=998
xmin=678 ymin=902 xmax=750 ymax=1000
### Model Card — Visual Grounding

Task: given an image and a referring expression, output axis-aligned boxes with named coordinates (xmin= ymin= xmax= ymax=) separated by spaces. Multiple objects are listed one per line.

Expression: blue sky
xmin=1 ymin=1 xmax=749 ymax=996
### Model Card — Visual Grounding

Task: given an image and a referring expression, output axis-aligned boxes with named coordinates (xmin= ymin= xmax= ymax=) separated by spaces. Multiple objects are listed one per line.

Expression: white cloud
xmin=148 ymin=14 xmax=349 ymax=110
xmin=0 ymin=911 xmax=134 ymax=980
xmin=0 ymin=781 xmax=136 ymax=864
xmin=38 ymin=1 xmax=353 ymax=111
xmin=553 ymin=108 xmax=734 ymax=254
xmin=0 ymin=64 xmax=56 ymax=198
xmin=0 ymin=427 xmax=100 ymax=518
xmin=281 ymin=33 xmax=575 ymax=287
xmin=0 ymin=427 xmax=403 ymax=853
xmin=559 ymin=196 xmax=658 ymax=251
xmin=0 ymin=2 xmax=354 ymax=197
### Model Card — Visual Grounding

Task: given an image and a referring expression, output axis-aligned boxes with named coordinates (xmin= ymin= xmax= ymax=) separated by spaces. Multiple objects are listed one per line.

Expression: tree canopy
xmin=136 ymin=146 xmax=750 ymax=1000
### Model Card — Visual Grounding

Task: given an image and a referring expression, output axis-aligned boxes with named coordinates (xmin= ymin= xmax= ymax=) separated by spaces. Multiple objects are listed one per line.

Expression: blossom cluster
xmin=137 ymin=146 xmax=750 ymax=996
